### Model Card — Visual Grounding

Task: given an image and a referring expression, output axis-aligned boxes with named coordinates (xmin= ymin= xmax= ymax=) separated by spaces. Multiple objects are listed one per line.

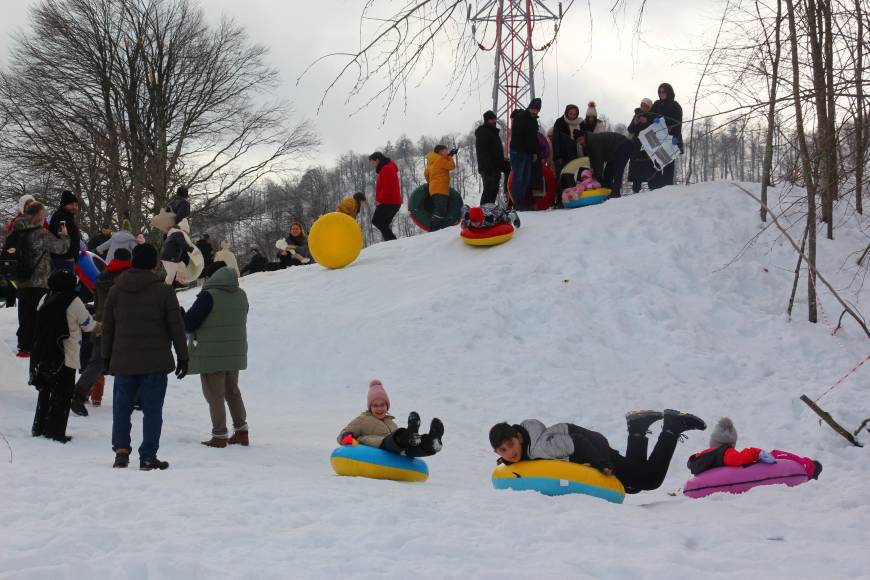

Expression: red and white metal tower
xmin=470 ymin=1 xmax=562 ymax=144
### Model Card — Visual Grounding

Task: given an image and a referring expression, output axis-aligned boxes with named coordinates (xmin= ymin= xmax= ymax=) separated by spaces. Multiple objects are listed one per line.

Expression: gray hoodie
xmin=96 ymin=230 xmax=137 ymax=262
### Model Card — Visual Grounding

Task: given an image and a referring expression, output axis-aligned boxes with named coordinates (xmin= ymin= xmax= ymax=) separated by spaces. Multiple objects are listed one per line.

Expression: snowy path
xmin=1 ymin=183 xmax=868 ymax=579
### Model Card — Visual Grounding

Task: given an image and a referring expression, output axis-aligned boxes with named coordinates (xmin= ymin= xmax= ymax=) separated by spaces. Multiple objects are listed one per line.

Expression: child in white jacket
xmin=30 ymin=270 xmax=98 ymax=443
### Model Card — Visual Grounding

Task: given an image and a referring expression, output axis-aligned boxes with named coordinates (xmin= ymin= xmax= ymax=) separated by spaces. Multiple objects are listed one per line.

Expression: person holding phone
xmin=423 ymin=144 xmax=457 ymax=232
xmin=49 ymin=191 xmax=82 ymax=273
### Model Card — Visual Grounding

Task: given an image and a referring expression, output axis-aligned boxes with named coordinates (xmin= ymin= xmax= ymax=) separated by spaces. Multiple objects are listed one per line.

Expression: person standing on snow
xmin=184 ymin=265 xmax=251 ymax=448
xmin=509 ymin=98 xmax=541 ymax=210
xmin=424 ymin=145 xmax=457 ymax=232
xmin=649 ymin=83 xmax=683 ymax=189
xmin=551 ymin=104 xmax=583 ymax=177
xmin=213 ymin=240 xmax=240 ymax=277
xmin=474 ymin=111 xmax=505 ymax=206
xmin=48 ymin=190 xmax=82 ymax=273
xmin=102 ymin=243 xmax=188 ymax=470
xmin=166 ymin=185 xmax=191 ymax=227
xmin=627 ymin=98 xmax=656 ymax=194
xmin=579 ymin=101 xmax=607 ymax=133
xmin=368 ymin=152 xmax=402 ymax=242
xmin=161 ymin=225 xmax=194 ymax=287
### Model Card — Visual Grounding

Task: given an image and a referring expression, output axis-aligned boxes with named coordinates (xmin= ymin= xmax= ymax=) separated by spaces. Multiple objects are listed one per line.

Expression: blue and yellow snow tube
xmin=492 ymin=460 xmax=625 ymax=503
xmin=331 ymin=444 xmax=429 ymax=482
xmin=409 ymin=186 xmax=463 ymax=232
xmin=564 ymin=187 xmax=611 ymax=208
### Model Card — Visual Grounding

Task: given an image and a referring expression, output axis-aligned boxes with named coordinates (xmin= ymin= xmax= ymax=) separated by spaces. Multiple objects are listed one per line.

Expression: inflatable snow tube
xmin=683 ymin=460 xmax=810 ymax=498
xmin=460 ymin=223 xmax=515 ymax=247
xmin=508 ymin=164 xmax=557 ymax=211
xmin=308 ymin=212 xmax=363 ymax=269
xmin=563 ymin=187 xmax=611 ymax=208
xmin=492 ymin=460 xmax=625 ymax=503
xmin=330 ymin=445 xmax=429 ymax=483
xmin=74 ymin=251 xmax=106 ymax=291
xmin=408 ymin=186 xmax=463 ymax=232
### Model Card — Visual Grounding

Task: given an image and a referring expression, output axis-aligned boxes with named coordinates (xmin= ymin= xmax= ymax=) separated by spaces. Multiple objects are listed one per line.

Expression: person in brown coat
xmin=102 ymin=243 xmax=189 ymax=471
xmin=337 ymin=380 xmax=444 ymax=457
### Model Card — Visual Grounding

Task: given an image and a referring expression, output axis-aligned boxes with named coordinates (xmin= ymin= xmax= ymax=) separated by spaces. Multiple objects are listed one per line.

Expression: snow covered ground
xmin=1 ymin=182 xmax=869 ymax=579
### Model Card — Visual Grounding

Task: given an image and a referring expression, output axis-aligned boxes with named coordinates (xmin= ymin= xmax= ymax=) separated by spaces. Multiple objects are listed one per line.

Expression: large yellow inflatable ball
xmin=308 ymin=212 xmax=363 ymax=269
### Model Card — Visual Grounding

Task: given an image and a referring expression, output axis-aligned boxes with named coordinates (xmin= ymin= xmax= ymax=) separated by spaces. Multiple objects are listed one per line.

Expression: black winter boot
xmin=70 ymin=394 xmax=88 ymax=417
xmin=407 ymin=412 xmax=421 ymax=435
xmin=662 ymin=409 xmax=707 ymax=435
xmin=140 ymin=457 xmax=169 ymax=471
xmin=113 ymin=450 xmax=130 ymax=468
xmin=426 ymin=418 xmax=444 ymax=453
xmin=812 ymin=460 xmax=823 ymax=480
xmin=625 ymin=410 xmax=664 ymax=435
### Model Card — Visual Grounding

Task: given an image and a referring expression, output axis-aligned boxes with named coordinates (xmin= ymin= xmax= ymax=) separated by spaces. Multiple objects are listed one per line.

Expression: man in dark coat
xmin=166 ymin=186 xmax=191 ymax=225
xmin=88 ymin=225 xmax=112 ymax=256
xmin=102 ymin=243 xmax=188 ymax=470
xmin=575 ymin=131 xmax=633 ymax=197
xmin=649 ymin=83 xmax=683 ymax=189
xmin=474 ymin=110 xmax=505 ymax=206
xmin=48 ymin=190 xmax=82 ymax=272
xmin=508 ymin=98 xmax=541 ymax=210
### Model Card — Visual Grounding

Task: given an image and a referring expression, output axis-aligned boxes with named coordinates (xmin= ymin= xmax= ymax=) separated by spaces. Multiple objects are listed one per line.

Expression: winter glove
xmin=175 ymin=359 xmax=188 ymax=380
xmin=340 ymin=433 xmax=355 ymax=446
xmin=758 ymin=450 xmax=777 ymax=464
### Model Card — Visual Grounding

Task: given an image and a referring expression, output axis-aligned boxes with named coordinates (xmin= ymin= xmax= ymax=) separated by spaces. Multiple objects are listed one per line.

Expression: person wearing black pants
xmin=600 ymin=140 xmax=633 ymax=198
xmin=475 ymin=110 xmax=505 ymax=205
xmin=32 ymin=367 xmax=76 ymax=440
xmin=489 ymin=409 xmax=707 ymax=495
xmin=575 ymin=131 xmax=633 ymax=198
xmin=17 ymin=288 xmax=47 ymax=355
xmin=371 ymin=203 xmax=400 ymax=241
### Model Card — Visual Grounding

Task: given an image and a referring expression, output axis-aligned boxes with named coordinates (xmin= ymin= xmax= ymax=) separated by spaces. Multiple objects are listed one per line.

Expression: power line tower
xmin=470 ymin=1 xmax=562 ymax=144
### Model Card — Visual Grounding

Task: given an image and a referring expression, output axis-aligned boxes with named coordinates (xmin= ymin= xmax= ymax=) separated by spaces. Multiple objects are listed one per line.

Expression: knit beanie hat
xmin=586 ymin=101 xmax=598 ymax=118
xmin=132 ymin=243 xmax=158 ymax=270
xmin=483 ymin=110 xmax=497 ymax=121
xmin=641 ymin=97 xmax=653 ymax=109
xmin=114 ymin=248 xmax=132 ymax=262
xmin=18 ymin=194 xmax=35 ymax=215
xmin=367 ymin=379 xmax=390 ymax=410
xmin=468 ymin=207 xmax=484 ymax=224
xmin=527 ymin=98 xmax=542 ymax=111
xmin=60 ymin=190 xmax=79 ymax=207
xmin=709 ymin=417 xmax=738 ymax=448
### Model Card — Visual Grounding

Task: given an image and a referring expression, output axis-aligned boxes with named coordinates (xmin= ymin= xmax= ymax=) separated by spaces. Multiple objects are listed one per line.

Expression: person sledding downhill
xmin=423 ymin=145 xmax=457 ymax=232
xmin=688 ymin=417 xmax=822 ymax=480
xmin=489 ymin=409 xmax=706 ymax=494
xmin=338 ymin=380 xmax=444 ymax=458
xmin=460 ymin=204 xmax=520 ymax=230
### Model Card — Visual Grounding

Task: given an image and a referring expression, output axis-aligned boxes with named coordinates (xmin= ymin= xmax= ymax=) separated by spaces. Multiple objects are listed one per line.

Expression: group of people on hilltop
xmin=473 ymin=82 xmax=684 ymax=209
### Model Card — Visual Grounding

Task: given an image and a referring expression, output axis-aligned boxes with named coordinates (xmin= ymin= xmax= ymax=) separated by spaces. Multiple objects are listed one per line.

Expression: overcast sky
xmin=0 ymin=0 xmax=722 ymax=169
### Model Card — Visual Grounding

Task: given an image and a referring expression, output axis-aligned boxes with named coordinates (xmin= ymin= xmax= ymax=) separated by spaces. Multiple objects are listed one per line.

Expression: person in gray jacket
xmin=489 ymin=409 xmax=706 ymax=494
xmin=96 ymin=221 xmax=138 ymax=262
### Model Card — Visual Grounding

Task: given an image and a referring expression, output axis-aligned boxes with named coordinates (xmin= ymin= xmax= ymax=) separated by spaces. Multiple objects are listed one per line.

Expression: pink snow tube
xmin=683 ymin=459 xmax=809 ymax=498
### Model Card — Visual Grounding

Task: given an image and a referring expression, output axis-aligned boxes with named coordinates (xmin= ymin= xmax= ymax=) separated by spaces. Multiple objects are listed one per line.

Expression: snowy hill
xmin=1 ymin=182 xmax=868 ymax=579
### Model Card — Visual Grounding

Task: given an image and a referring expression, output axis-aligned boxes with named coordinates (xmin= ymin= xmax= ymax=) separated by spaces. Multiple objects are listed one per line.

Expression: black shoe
xmin=31 ymin=426 xmax=43 ymax=437
xmin=812 ymin=460 xmax=823 ymax=480
xmin=140 ymin=457 xmax=169 ymax=471
xmin=47 ymin=434 xmax=72 ymax=444
xmin=133 ymin=401 xmax=143 ymax=411
xmin=625 ymin=410 xmax=664 ymax=435
xmin=113 ymin=452 xmax=130 ymax=468
xmin=426 ymin=418 xmax=444 ymax=453
xmin=662 ymin=409 xmax=707 ymax=435
xmin=70 ymin=397 xmax=88 ymax=417
xmin=407 ymin=412 xmax=421 ymax=434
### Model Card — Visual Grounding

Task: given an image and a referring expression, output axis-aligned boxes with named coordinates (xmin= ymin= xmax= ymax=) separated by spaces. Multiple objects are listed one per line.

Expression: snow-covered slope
xmin=1 ymin=183 xmax=868 ymax=579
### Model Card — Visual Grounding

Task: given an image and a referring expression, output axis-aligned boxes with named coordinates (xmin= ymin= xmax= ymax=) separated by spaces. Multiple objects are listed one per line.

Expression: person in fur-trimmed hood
xmin=489 ymin=409 xmax=706 ymax=495
xmin=337 ymin=380 xmax=444 ymax=458
xmin=687 ymin=417 xmax=822 ymax=479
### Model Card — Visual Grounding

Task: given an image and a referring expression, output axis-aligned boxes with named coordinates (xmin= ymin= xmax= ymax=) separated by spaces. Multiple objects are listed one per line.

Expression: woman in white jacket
xmin=213 ymin=240 xmax=240 ymax=277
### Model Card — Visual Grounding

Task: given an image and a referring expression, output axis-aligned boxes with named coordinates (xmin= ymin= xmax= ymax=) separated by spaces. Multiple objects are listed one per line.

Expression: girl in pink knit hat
xmin=337 ymin=380 xmax=444 ymax=457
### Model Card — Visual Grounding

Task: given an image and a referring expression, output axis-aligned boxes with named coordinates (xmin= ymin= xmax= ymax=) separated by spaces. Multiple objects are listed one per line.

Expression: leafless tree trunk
xmin=760 ymin=0 xmax=783 ymax=222
xmin=854 ymin=0 xmax=865 ymax=215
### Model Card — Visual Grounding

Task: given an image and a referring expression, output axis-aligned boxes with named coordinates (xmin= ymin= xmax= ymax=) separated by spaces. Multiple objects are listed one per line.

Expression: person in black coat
xmin=48 ymin=190 xmax=82 ymax=272
xmin=574 ymin=131 xmax=633 ymax=197
xmin=88 ymin=225 xmax=112 ymax=256
xmin=508 ymin=98 xmax=541 ymax=210
xmin=551 ymin=104 xmax=583 ymax=177
xmin=240 ymin=248 xmax=268 ymax=276
xmin=195 ymin=234 xmax=214 ymax=274
xmin=627 ymin=98 xmax=656 ymax=193
xmin=474 ymin=111 xmax=505 ymax=205
xmin=166 ymin=186 xmax=191 ymax=225
xmin=649 ymin=83 xmax=683 ymax=189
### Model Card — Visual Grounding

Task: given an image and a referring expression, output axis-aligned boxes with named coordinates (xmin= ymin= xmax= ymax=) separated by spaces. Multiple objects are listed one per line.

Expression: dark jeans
xmin=610 ymin=431 xmax=679 ymax=494
xmin=52 ymin=257 xmax=75 ymax=273
xmin=479 ymin=170 xmax=501 ymax=205
xmin=17 ymin=288 xmax=47 ymax=352
xmin=33 ymin=366 xmax=76 ymax=438
xmin=509 ymin=148 xmax=532 ymax=209
xmin=602 ymin=141 xmax=633 ymax=196
xmin=429 ymin=195 xmax=450 ymax=232
xmin=75 ymin=335 xmax=101 ymax=401
xmin=112 ymin=373 xmax=168 ymax=460
xmin=649 ymin=162 xmax=676 ymax=190
xmin=372 ymin=203 xmax=401 ymax=241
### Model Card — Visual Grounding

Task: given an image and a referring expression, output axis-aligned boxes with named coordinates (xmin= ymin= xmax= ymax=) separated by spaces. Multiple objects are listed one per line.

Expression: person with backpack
xmin=102 ymin=243 xmax=189 ymax=470
xmin=48 ymin=190 xmax=82 ymax=273
xmin=6 ymin=203 xmax=70 ymax=358
xmin=30 ymin=270 xmax=98 ymax=442
xmin=184 ymin=265 xmax=251 ymax=448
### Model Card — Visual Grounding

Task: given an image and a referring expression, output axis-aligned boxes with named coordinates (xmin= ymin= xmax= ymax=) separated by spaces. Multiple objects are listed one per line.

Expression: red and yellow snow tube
xmin=460 ymin=223 xmax=515 ymax=247
xmin=507 ymin=164 xmax=557 ymax=211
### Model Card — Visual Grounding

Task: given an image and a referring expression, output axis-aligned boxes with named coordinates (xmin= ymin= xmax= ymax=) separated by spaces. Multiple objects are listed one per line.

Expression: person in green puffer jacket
xmin=183 ymin=265 xmax=250 ymax=448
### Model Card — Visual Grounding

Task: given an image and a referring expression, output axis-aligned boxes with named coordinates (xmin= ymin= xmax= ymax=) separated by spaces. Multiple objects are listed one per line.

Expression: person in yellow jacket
xmin=423 ymin=145 xmax=457 ymax=231
xmin=336 ymin=192 xmax=366 ymax=218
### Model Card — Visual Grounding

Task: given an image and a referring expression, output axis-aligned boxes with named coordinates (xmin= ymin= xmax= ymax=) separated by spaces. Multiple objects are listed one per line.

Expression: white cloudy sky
xmin=0 ymin=0 xmax=724 ymax=167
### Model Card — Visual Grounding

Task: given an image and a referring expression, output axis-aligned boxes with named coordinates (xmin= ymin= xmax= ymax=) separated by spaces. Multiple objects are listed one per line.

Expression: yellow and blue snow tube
xmin=492 ymin=460 xmax=625 ymax=503
xmin=331 ymin=444 xmax=429 ymax=482
xmin=564 ymin=187 xmax=611 ymax=208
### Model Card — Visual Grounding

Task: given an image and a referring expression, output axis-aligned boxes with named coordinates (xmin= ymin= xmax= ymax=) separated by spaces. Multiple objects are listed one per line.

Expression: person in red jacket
xmin=688 ymin=417 xmax=822 ymax=479
xmin=368 ymin=152 xmax=402 ymax=242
